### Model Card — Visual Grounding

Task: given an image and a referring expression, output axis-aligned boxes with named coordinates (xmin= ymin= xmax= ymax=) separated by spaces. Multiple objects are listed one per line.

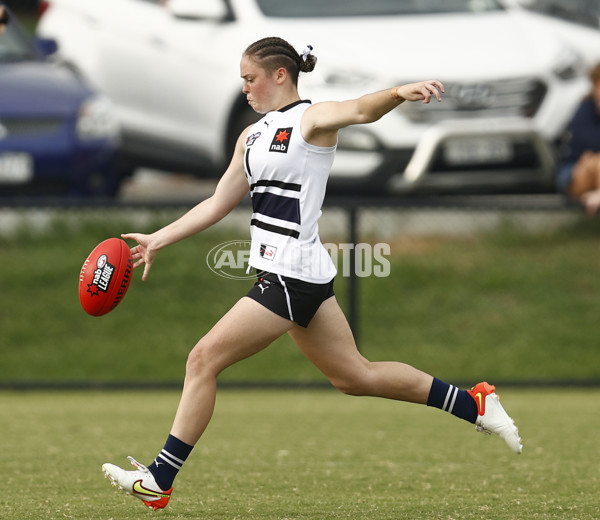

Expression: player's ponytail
xmin=299 ymin=45 xmax=317 ymax=73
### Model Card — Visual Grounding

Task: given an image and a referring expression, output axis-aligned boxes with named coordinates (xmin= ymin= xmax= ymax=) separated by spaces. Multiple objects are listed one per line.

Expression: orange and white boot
xmin=468 ymin=382 xmax=523 ymax=454
xmin=102 ymin=456 xmax=172 ymax=510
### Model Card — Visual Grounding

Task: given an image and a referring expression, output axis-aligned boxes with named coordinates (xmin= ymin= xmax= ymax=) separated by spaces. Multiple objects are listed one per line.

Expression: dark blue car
xmin=0 ymin=6 xmax=120 ymax=197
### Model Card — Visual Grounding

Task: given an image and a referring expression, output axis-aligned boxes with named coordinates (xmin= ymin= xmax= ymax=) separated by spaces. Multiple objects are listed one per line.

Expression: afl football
xmin=79 ymin=238 xmax=133 ymax=316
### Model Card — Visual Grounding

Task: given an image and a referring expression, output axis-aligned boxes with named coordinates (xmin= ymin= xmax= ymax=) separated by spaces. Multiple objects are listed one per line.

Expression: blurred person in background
xmin=0 ymin=5 xmax=9 ymax=37
xmin=556 ymin=62 xmax=600 ymax=216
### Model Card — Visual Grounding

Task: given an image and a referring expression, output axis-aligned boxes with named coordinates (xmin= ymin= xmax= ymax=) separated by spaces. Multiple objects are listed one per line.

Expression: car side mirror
xmin=36 ymin=37 xmax=59 ymax=57
xmin=168 ymin=0 xmax=228 ymax=20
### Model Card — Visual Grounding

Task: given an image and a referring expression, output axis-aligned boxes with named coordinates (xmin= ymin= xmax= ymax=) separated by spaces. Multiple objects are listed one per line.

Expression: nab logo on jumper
xmin=269 ymin=127 xmax=293 ymax=153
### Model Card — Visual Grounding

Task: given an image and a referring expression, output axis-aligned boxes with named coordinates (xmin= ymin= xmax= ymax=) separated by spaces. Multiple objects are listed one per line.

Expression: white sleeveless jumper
xmin=243 ymin=100 xmax=337 ymax=283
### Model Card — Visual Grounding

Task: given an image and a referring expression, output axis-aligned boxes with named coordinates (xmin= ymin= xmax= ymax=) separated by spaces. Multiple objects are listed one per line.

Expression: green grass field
xmin=4 ymin=14 xmax=599 ymax=519
xmin=2 ymin=210 xmax=600 ymax=385
xmin=3 ymin=388 xmax=598 ymax=519
xmin=2 ymin=210 xmax=599 ymax=518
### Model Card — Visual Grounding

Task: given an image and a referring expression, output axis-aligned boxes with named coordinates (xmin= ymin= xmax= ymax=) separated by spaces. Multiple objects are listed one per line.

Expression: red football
xmin=79 ymin=238 xmax=133 ymax=316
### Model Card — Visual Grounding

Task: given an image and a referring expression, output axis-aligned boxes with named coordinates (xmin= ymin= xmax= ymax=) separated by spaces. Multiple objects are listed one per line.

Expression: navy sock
xmin=148 ymin=434 xmax=193 ymax=490
xmin=427 ymin=377 xmax=478 ymax=424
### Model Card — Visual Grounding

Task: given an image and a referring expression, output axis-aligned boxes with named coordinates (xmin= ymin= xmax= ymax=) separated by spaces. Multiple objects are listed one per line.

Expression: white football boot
xmin=102 ymin=456 xmax=172 ymax=510
xmin=468 ymin=382 xmax=523 ymax=454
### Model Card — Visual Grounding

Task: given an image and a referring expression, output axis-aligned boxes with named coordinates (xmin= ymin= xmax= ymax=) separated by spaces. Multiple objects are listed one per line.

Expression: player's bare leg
xmin=288 ymin=296 xmax=433 ymax=403
xmin=289 ymin=296 xmax=522 ymax=453
xmin=171 ymin=296 xmax=295 ymax=444
xmin=103 ymin=297 xmax=295 ymax=509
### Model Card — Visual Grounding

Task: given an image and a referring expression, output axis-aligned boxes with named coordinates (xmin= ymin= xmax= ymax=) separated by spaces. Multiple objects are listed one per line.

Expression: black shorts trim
xmin=245 ymin=272 xmax=335 ymax=328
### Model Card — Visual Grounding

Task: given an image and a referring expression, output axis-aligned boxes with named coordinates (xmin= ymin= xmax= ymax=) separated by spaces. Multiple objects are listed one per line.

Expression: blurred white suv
xmin=37 ymin=0 xmax=600 ymax=194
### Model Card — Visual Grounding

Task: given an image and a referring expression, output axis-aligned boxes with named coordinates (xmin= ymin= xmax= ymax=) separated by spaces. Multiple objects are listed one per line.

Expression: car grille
xmin=400 ymin=77 xmax=547 ymax=122
xmin=0 ymin=118 xmax=63 ymax=138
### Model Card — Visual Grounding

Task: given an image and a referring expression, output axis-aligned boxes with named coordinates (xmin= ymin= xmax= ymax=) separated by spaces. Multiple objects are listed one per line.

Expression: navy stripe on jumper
xmin=252 ymin=191 xmax=301 ymax=224
xmin=250 ymin=179 xmax=301 ymax=193
xmin=251 ymin=218 xmax=300 ymax=238
xmin=244 ymin=149 xmax=252 ymax=178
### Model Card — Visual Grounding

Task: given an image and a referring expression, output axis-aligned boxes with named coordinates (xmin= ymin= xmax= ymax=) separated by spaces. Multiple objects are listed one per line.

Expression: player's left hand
xmin=397 ymin=80 xmax=444 ymax=104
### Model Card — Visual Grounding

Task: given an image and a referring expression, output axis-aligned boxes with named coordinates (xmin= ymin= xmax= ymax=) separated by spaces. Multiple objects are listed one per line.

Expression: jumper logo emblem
xmin=246 ymin=132 xmax=261 ymax=146
xmin=259 ymin=243 xmax=277 ymax=261
xmin=269 ymin=127 xmax=293 ymax=153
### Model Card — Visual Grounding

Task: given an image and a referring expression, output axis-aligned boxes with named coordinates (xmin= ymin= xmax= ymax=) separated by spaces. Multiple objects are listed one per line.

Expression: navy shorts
xmin=245 ymin=272 xmax=335 ymax=327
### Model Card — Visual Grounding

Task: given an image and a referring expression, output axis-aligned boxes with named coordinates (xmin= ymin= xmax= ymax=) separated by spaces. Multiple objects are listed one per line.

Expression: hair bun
xmin=300 ymin=53 xmax=317 ymax=73
xmin=299 ymin=45 xmax=317 ymax=73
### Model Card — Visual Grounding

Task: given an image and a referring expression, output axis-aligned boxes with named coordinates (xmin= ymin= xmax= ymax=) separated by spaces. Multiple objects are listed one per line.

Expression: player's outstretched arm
xmin=122 ymin=128 xmax=250 ymax=281
xmin=302 ymin=80 xmax=444 ymax=143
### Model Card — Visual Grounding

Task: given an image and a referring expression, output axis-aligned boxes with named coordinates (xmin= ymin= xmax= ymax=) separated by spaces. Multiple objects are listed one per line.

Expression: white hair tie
xmin=302 ymin=45 xmax=314 ymax=62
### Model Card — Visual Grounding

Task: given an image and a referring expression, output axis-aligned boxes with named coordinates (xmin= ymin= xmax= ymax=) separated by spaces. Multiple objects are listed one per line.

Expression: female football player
xmin=102 ymin=37 xmax=522 ymax=510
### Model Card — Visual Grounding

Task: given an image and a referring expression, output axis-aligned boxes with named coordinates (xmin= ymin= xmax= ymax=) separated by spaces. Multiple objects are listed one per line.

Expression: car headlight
xmin=76 ymin=95 xmax=120 ymax=140
xmin=553 ymin=47 xmax=585 ymax=80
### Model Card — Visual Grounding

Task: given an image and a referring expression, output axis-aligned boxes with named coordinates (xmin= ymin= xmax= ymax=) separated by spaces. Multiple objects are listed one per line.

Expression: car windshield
xmin=255 ymin=0 xmax=504 ymax=17
xmin=0 ymin=23 xmax=38 ymax=63
xmin=520 ymin=0 xmax=600 ymax=29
